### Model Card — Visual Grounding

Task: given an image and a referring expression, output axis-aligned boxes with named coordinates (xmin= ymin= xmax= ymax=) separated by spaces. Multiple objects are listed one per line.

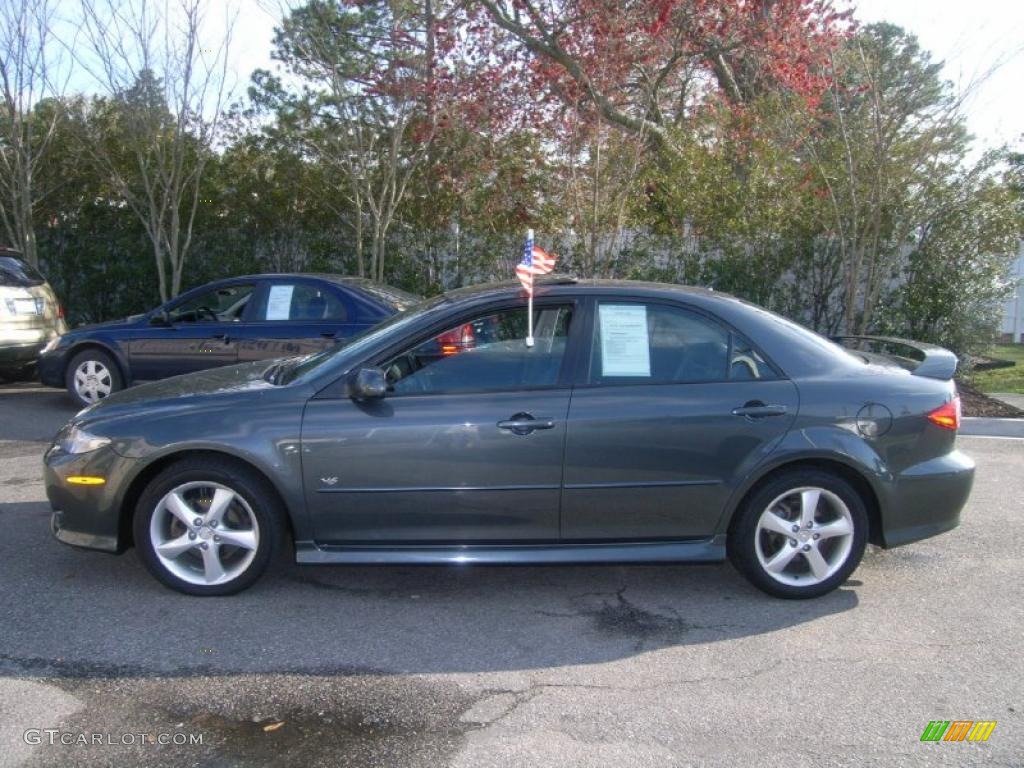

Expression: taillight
xmin=437 ymin=323 xmax=475 ymax=356
xmin=57 ymin=304 xmax=65 ymax=320
xmin=927 ymin=397 xmax=961 ymax=431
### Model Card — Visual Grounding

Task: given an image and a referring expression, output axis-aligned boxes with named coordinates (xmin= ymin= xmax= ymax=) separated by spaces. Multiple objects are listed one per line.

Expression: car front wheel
xmin=134 ymin=457 xmax=283 ymax=595
xmin=66 ymin=348 xmax=123 ymax=407
xmin=729 ymin=469 xmax=868 ymax=599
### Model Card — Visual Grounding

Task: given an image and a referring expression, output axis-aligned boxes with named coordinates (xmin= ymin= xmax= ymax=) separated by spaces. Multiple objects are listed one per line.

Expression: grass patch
xmin=970 ymin=344 xmax=1024 ymax=394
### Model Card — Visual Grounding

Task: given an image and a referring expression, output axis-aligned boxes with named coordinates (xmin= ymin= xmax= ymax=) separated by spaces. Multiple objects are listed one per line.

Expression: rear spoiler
xmin=831 ymin=335 xmax=959 ymax=380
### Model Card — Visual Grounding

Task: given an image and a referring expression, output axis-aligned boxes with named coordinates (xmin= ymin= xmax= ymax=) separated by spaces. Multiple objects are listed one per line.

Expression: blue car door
xmin=128 ymin=282 xmax=255 ymax=380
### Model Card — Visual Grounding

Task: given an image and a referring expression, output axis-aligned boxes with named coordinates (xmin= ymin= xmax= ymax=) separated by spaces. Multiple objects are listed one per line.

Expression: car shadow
xmin=0 ymin=499 xmax=858 ymax=680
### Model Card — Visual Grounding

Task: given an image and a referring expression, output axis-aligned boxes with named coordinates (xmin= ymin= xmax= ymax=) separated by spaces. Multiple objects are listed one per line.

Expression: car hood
xmin=75 ymin=361 xmax=276 ymax=423
xmin=69 ymin=314 xmax=147 ymax=333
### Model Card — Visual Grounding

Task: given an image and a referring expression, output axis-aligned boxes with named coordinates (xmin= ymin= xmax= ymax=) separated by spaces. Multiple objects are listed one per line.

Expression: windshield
xmin=0 ymin=256 xmax=45 ymax=287
xmin=282 ymin=294 xmax=446 ymax=383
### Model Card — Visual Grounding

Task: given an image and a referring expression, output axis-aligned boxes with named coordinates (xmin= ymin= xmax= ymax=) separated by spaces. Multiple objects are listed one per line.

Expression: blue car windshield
xmin=282 ymin=295 xmax=447 ymax=384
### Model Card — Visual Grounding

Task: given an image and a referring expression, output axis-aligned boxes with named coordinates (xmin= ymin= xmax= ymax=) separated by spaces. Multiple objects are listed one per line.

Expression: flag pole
xmin=526 ymin=229 xmax=535 ymax=348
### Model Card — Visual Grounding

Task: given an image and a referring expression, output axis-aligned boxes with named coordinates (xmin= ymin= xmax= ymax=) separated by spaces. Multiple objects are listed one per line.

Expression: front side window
xmin=383 ymin=305 xmax=573 ymax=395
xmin=255 ymin=283 xmax=348 ymax=322
xmin=168 ymin=284 xmax=254 ymax=323
xmin=589 ymin=302 xmax=731 ymax=384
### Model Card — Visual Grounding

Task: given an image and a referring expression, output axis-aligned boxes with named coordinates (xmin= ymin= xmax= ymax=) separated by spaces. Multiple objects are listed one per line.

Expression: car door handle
xmin=211 ymin=333 xmax=230 ymax=342
xmin=320 ymin=331 xmax=337 ymax=339
xmin=732 ymin=402 xmax=788 ymax=419
xmin=497 ymin=413 xmax=556 ymax=435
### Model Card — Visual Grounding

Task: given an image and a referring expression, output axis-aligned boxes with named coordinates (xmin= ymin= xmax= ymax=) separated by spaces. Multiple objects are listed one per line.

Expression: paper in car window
xmin=266 ymin=285 xmax=295 ymax=320
xmin=599 ymin=304 xmax=650 ymax=377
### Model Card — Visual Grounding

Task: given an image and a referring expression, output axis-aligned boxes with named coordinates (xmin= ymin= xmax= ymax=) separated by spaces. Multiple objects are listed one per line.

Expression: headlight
xmin=58 ymin=426 xmax=112 ymax=454
xmin=40 ymin=335 xmax=63 ymax=355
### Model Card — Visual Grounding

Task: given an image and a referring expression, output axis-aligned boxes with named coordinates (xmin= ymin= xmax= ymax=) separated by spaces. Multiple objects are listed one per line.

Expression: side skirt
xmin=295 ymin=536 xmax=728 ymax=566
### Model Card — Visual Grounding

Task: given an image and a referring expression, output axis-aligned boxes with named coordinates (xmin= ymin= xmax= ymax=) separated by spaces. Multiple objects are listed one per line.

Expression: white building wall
xmin=1001 ymin=240 xmax=1024 ymax=343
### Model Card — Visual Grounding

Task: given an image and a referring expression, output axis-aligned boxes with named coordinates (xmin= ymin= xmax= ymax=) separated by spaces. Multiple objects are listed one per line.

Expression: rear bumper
xmin=44 ymin=444 xmax=130 ymax=553
xmin=0 ymin=340 xmax=43 ymax=367
xmin=880 ymin=449 xmax=975 ymax=548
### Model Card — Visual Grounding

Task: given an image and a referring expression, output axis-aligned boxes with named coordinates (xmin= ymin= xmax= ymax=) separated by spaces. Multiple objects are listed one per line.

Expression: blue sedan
xmin=38 ymin=274 xmax=420 ymax=406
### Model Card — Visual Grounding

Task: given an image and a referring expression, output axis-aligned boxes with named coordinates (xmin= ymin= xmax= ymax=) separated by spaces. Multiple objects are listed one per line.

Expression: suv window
xmin=0 ymin=256 xmax=44 ymax=287
xmin=383 ymin=306 xmax=572 ymax=395
xmin=589 ymin=302 xmax=732 ymax=384
xmin=255 ymin=283 xmax=348 ymax=322
xmin=168 ymin=284 xmax=254 ymax=323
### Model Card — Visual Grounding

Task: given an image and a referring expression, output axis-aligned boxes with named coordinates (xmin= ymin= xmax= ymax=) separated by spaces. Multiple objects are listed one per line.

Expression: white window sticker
xmin=599 ymin=304 xmax=651 ymax=377
xmin=265 ymin=285 xmax=295 ymax=321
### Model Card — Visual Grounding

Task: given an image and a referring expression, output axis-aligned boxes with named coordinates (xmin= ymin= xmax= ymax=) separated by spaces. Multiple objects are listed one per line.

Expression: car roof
xmin=442 ymin=277 xmax=727 ymax=305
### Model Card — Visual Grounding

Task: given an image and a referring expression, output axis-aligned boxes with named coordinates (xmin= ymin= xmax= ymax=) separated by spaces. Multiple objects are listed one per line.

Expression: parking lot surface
xmin=0 ymin=382 xmax=1020 ymax=767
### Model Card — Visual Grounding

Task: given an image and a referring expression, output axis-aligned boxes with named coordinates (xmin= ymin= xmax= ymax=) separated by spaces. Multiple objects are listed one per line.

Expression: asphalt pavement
xmin=0 ymin=382 xmax=1021 ymax=767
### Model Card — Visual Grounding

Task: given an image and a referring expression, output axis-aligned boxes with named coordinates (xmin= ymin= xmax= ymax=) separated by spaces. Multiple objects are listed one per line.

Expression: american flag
xmin=516 ymin=233 xmax=556 ymax=296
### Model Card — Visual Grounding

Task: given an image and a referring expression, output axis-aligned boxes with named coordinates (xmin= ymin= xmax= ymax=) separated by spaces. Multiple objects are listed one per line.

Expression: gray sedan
xmin=43 ymin=279 xmax=974 ymax=598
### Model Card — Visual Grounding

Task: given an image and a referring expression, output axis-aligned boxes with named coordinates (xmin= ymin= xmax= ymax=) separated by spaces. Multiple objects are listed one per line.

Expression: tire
xmin=728 ymin=469 xmax=868 ymax=599
xmin=133 ymin=457 xmax=284 ymax=596
xmin=65 ymin=348 xmax=124 ymax=407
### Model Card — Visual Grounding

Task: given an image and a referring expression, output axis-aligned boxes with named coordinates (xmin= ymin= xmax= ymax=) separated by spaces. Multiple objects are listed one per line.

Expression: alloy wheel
xmin=754 ymin=486 xmax=855 ymax=587
xmin=149 ymin=481 xmax=260 ymax=586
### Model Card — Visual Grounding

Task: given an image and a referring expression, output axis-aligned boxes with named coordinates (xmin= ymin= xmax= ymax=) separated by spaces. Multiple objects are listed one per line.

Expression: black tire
xmin=65 ymin=348 xmax=124 ymax=407
xmin=728 ymin=468 xmax=868 ymax=599
xmin=133 ymin=456 xmax=284 ymax=596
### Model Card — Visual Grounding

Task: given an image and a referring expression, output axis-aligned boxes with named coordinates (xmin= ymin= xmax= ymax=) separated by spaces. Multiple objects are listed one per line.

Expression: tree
xmin=72 ymin=0 xmax=234 ymax=301
xmin=880 ymin=152 xmax=1023 ymax=356
xmin=0 ymin=0 xmax=66 ymax=266
xmin=473 ymin=0 xmax=849 ymax=159
xmin=263 ymin=0 xmax=442 ymax=282
xmin=795 ymin=23 xmax=971 ymax=334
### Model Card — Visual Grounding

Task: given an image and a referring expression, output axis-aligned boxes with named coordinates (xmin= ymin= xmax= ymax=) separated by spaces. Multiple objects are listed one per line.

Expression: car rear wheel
xmin=66 ymin=348 xmax=123 ymax=407
xmin=134 ymin=457 xmax=283 ymax=596
xmin=729 ymin=469 xmax=868 ymax=599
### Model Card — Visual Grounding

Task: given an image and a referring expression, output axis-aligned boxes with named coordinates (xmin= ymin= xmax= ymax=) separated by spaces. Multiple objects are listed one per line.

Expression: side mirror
xmin=349 ymin=366 xmax=387 ymax=401
xmin=149 ymin=310 xmax=171 ymax=327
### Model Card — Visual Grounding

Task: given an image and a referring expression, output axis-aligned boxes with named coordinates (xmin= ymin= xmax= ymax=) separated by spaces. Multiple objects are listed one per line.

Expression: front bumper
xmin=880 ymin=449 xmax=975 ymax=548
xmin=45 ymin=444 xmax=133 ymax=553
xmin=37 ymin=347 xmax=68 ymax=387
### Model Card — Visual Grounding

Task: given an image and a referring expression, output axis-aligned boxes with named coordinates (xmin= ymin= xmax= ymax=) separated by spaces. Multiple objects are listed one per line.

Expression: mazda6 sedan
xmin=44 ymin=279 xmax=974 ymax=598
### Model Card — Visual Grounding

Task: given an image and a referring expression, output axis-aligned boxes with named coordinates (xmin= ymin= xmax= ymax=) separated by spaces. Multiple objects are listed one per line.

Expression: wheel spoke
xmin=164 ymin=491 xmax=196 ymax=528
xmin=205 ymin=487 xmax=235 ymax=524
xmin=800 ymin=489 xmax=821 ymax=527
xmin=201 ymin=544 xmax=226 ymax=584
xmin=765 ymin=544 xmax=799 ymax=574
xmin=157 ymin=533 xmax=196 ymax=559
xmin=805 ymin=547 xmax=830 ymax=580
xmin=815 ymin=517 xmax=852 ymax=540
xmin=760 ymin=511 xmax=794 ymax=537
xmin=215 ymin=528 xmax=257 ymax=550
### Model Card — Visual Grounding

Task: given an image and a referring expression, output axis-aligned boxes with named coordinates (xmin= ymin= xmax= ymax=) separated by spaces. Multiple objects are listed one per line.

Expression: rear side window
xmin=255 ymin=284 xmax=348 ymax=322
xmin=588 ymin=302 xmax=776 ymax=385
xmin=0 ymin=256 xmax=44 ymax=287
